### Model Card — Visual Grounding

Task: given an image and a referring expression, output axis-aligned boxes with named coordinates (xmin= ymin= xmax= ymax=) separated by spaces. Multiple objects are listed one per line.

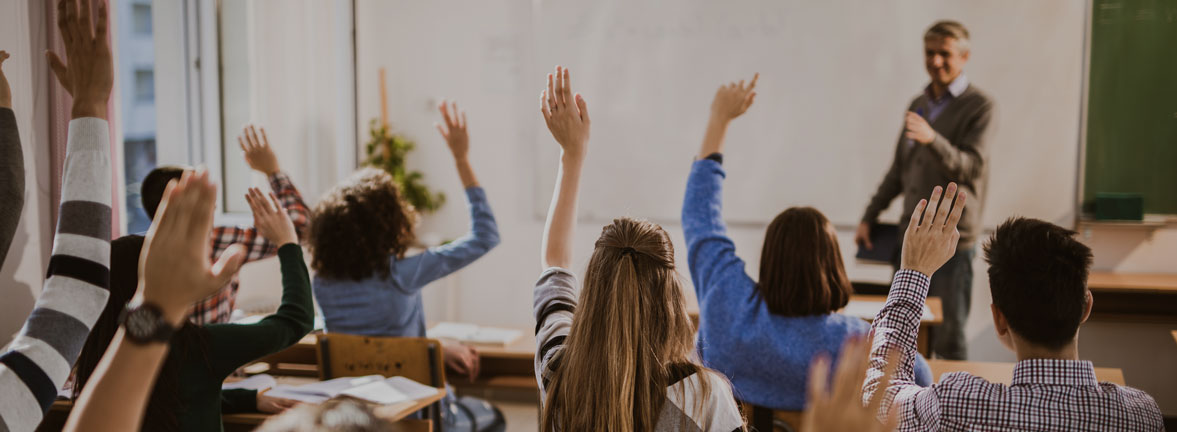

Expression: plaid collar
xmin=1011 ymin=359 xmax=1099 ymax=387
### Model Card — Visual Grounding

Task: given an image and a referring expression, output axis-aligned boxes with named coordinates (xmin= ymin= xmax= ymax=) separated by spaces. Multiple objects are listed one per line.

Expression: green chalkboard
xmin=1084 ymin=0 xmax=1177 ymax=214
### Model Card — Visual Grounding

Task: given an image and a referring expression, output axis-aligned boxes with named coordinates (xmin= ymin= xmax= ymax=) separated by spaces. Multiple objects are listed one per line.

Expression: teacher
xmin=855 ymin=20 xmax=993 ymax=360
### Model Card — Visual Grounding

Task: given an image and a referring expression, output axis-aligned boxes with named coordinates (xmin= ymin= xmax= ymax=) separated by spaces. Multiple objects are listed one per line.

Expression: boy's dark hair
xmin=757 ymin=207 xmax=853 ymax=317
xmin=984 ymin=217 xmax=1093 ymax=349
xmin=141 ymin=166 xmax=188 ymax=220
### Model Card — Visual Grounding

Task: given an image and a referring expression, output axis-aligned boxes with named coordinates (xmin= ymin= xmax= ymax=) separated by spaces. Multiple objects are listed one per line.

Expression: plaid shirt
xmin=865 ymin=270 xmax=1164 ymax=432
xmin=190 ymin=172 xmax=310 ymax=324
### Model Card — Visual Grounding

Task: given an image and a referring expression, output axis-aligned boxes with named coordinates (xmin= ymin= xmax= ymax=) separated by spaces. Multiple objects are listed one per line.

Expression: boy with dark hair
xmin=135 ymin=126 xmax=309 ymax=324
xmin=865 ymin=184 xmax=1163 ymax=431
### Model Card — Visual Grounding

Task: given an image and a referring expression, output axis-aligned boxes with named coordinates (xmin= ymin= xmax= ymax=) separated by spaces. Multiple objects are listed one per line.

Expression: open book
xmin=227 ymin=374 xmax=439 ymax=405
xmin=428 ymin=322 xmax=522 ymax=347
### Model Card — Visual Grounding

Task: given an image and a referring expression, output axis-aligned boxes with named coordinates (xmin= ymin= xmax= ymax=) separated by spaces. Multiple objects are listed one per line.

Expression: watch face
xmin=126 ymin=307 xmax=159 ymax=337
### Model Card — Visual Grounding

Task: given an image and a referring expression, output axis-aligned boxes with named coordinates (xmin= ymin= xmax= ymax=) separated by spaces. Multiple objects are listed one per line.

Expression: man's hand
xmin=245 ymin=187 xmax=297 ymax=246
xmin=904 ymin=111 xmax=935 ymax=145
xmin=801 ymin=336 xmax=900 ymax=432
xmin=855 ymin=222 xmax=873 ymax=250
xmin=256 ymin=391 xmax=299 ymax=414
xmin=238 ymin=125 xmax=281 ymax=176
xmin=900 ymin=182 xmax=966 ymax=277
xmin=47 ymin=0 xmax=114 ymax=120
xmin=443 ymin=343 xmax=481 ymax=383
xmin=710 ymin=73 xmax=758 ymax=123
xmin=435 ymin=100 xmax=470 ymax=161
xmin=138 ymin=170 xmax=246 ymax=327
xmin=541 ymin=66 xmax=590 ymax=161
xmin=0 ymin=51 xmax=12 ymax=109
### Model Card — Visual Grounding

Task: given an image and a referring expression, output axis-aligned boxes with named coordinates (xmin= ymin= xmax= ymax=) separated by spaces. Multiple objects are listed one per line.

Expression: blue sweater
xmin=682 ymin=159 xmax=930 ymax=411
xmin=313 ymin=187 xmax=501 ymax=338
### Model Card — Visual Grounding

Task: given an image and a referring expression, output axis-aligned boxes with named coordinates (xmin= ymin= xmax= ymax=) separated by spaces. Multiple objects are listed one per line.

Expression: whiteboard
xmin=530 ymin=0 xmax=1086 ymax=227
xmin=355 ymin=0 xmax=1086 ymax=229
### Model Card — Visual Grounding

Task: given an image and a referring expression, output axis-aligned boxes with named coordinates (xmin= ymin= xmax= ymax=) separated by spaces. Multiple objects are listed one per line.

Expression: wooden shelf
xmin=1078 ymin=215 xmax=1177 ymax=229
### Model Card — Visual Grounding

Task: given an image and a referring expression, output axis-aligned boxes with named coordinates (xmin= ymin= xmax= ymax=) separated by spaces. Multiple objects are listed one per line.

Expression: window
xmin=132 ymin=4 xmax=152 ymax=35
xmin=117 ymin=2 xmax=159 ymax=233
xmin=134 ymin=69 xmax=154 ymax=102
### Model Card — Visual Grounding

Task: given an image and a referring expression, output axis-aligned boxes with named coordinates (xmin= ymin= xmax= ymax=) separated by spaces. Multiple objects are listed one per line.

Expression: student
xmin=681 ymin=74 xmax=931 ymax=411
xmin=72 ymin=185 xmax=313 ymax=431
xmin=865 ymin=184 xmax=1164 ymax=431
xmin=139 ymin=124 xmax=310 ymax=325
xmin=310 ymin=101 xmax=500 ymax=379
xmin=65 ymin=170 xmax=247 ymax=432
xmin=533 ymin=66 xmax=744 ymax=431
xmin=0 ymin=1 xmax=114 ymax=429
xmin=0 ymin=49 xmax=22 ymax=265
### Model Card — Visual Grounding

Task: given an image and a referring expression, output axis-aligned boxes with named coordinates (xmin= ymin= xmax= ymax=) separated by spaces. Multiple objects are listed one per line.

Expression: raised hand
xmin=904 ymin=112 xmax=935 ymax=145
xmin=435 ymin=100 xmax=469 ymax=160
xmin=0 ymin=51 xmax=11 ymax=109
xmin=710 ymin=73 xmax=758 ymax=122
xmin=900 ymin=182 xmax=966 ymax=277
xmin=540 ymin=66 xmax=590 ymax=160
xmin=138 ymin=170 xmax=246 ymax=327
xmin=802 ymin=336 xmax=900 ymax=432
xmin=47 ymin=0 xmax=114 ymax=119
xmin=245 ymin=187 xmax=297 ymax=246
xmin=238 ymin=125 xmax=281 ymax=176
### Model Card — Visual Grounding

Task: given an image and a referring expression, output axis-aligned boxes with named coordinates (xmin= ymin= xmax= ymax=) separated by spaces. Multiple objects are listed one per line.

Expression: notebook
xmin=855 ymin=223 xmax=899 ymax=265
xmin=428 ymin=322 xmax=522 ymax=347
xmin=239 ymin=375 xmax=439 ymax=405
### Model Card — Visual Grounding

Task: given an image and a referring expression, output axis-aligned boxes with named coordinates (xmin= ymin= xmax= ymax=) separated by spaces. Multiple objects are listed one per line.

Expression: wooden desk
xmin=928 ymin=359 xmax=1126 ymax=385
xmin=1086 ymin=272 xmax=1177 ymax=321
xmin=39 ymin=383 xmax=444 ymax=432
xmin=250 ymin=332 xmax=321 ymax=376
xmin=457 ymin=331 xmax=537 ymax=391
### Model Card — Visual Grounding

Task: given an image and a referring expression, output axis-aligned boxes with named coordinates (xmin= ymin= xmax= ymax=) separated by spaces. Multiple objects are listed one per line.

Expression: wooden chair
xmin=739 ymin=400 xmax=803 ymax=432
xmin=316 ymin=334 xmax=447 ymax=431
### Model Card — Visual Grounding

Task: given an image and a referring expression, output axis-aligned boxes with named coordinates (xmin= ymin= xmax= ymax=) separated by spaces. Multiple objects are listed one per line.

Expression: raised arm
xmin=683 ymin=75 xmax=757 ymax=299
xmin=0 ymin=3 xmax=115 ymax=430
xmin=803 ymin=336 xmax=899 ymax=432
xmin=0 ymin=50 xmax=24 ymax=265
xmin=863 ymin=183 xmax=965 ymax=425
xmin=65 ymin=170 xmax=246 ymax=432
xmin=389 ymin=102 xmax=500 ymax=290
xmin=205 ymin=188 xmax=313 ymax=377
xmin=540 ymin=66 xmax=590 ymax=270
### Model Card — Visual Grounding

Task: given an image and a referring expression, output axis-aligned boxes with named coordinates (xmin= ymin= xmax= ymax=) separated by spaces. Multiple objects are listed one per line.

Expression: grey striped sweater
xmin=0 ymin=118 xmax=111 ymax=432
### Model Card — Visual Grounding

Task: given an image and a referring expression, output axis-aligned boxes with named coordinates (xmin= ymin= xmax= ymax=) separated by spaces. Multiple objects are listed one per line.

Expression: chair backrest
xmin=316 ymin=333 xmax=446 ymax=389
xmin=739 ymin=400 xmax=803 ymax=432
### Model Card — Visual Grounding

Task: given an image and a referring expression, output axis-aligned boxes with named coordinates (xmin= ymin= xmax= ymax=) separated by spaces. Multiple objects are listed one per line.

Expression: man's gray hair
xmin=925 ymin=20 xmax=970 ymax=52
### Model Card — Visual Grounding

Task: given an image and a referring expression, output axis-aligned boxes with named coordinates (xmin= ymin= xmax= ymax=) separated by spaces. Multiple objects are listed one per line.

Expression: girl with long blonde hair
xmin=531 ymin=66 xmax=745 ymax=431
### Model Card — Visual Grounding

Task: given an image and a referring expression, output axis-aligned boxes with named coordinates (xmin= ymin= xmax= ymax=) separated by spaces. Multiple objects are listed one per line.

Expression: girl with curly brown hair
xmin=309 ymin=101 xmax=500 ymax=380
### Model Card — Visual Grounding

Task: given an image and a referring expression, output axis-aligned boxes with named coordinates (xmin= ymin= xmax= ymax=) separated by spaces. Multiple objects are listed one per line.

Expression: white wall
xmin=351 ymin=0 xmax=1177 ymax=417
xmin=0 ymin=0 xmax=54 ymax=348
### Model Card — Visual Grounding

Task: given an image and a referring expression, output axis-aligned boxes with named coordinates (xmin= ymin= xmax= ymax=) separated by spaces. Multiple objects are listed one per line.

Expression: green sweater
xmin=176 ymin=244 xmax=314 ymax=432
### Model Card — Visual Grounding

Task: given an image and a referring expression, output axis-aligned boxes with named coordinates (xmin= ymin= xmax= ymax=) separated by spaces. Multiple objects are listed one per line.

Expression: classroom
xmin=0 ymin=0 xmax=1174 ymax=431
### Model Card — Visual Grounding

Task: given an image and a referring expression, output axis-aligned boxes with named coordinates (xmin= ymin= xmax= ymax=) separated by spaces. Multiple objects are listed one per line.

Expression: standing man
xmin=855 ymin=21 xmax=993 ymax=360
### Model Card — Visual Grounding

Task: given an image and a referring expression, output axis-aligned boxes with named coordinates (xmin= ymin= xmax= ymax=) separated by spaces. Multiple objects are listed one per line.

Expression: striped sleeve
xmin=532 ymin=267 xmax=578 ymax=399
xmin=0 ymin=118 xmax=111 ymax=432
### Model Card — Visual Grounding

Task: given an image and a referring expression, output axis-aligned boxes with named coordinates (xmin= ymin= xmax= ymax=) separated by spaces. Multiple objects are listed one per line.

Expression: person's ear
xmin=961 ymin=48 xmax=970 ymax=62
xmin=1080 ymin=290 xmax=1093 ymax=324
xmin=990 ymin=304 xmax=1008 ymax=337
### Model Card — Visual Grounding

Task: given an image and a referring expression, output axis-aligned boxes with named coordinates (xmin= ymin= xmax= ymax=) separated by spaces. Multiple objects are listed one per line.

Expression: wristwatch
xmin=119 ymin=301 xmax=176 ymax=344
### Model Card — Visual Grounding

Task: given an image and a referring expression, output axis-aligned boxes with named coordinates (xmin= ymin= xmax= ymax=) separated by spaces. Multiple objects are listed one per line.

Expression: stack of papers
xmin=227 ymin=375 xmax=438 ymax=405
xmin=428 ymin=322 xmax=522 ymax=347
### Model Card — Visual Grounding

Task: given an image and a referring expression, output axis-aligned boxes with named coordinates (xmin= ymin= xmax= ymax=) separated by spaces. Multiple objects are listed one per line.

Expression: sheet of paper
xmin=222 ymin=374 xmax=277 ymax=391
xmin=385 ymin=376 xmax=439 ymax=400
xmin=339 ymin=380 xmax=411 ymax=405
xmin=428 ymin=322 xmax=522 ymax=346
xmin=843 ymin=300 xmax=933 ymax=321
